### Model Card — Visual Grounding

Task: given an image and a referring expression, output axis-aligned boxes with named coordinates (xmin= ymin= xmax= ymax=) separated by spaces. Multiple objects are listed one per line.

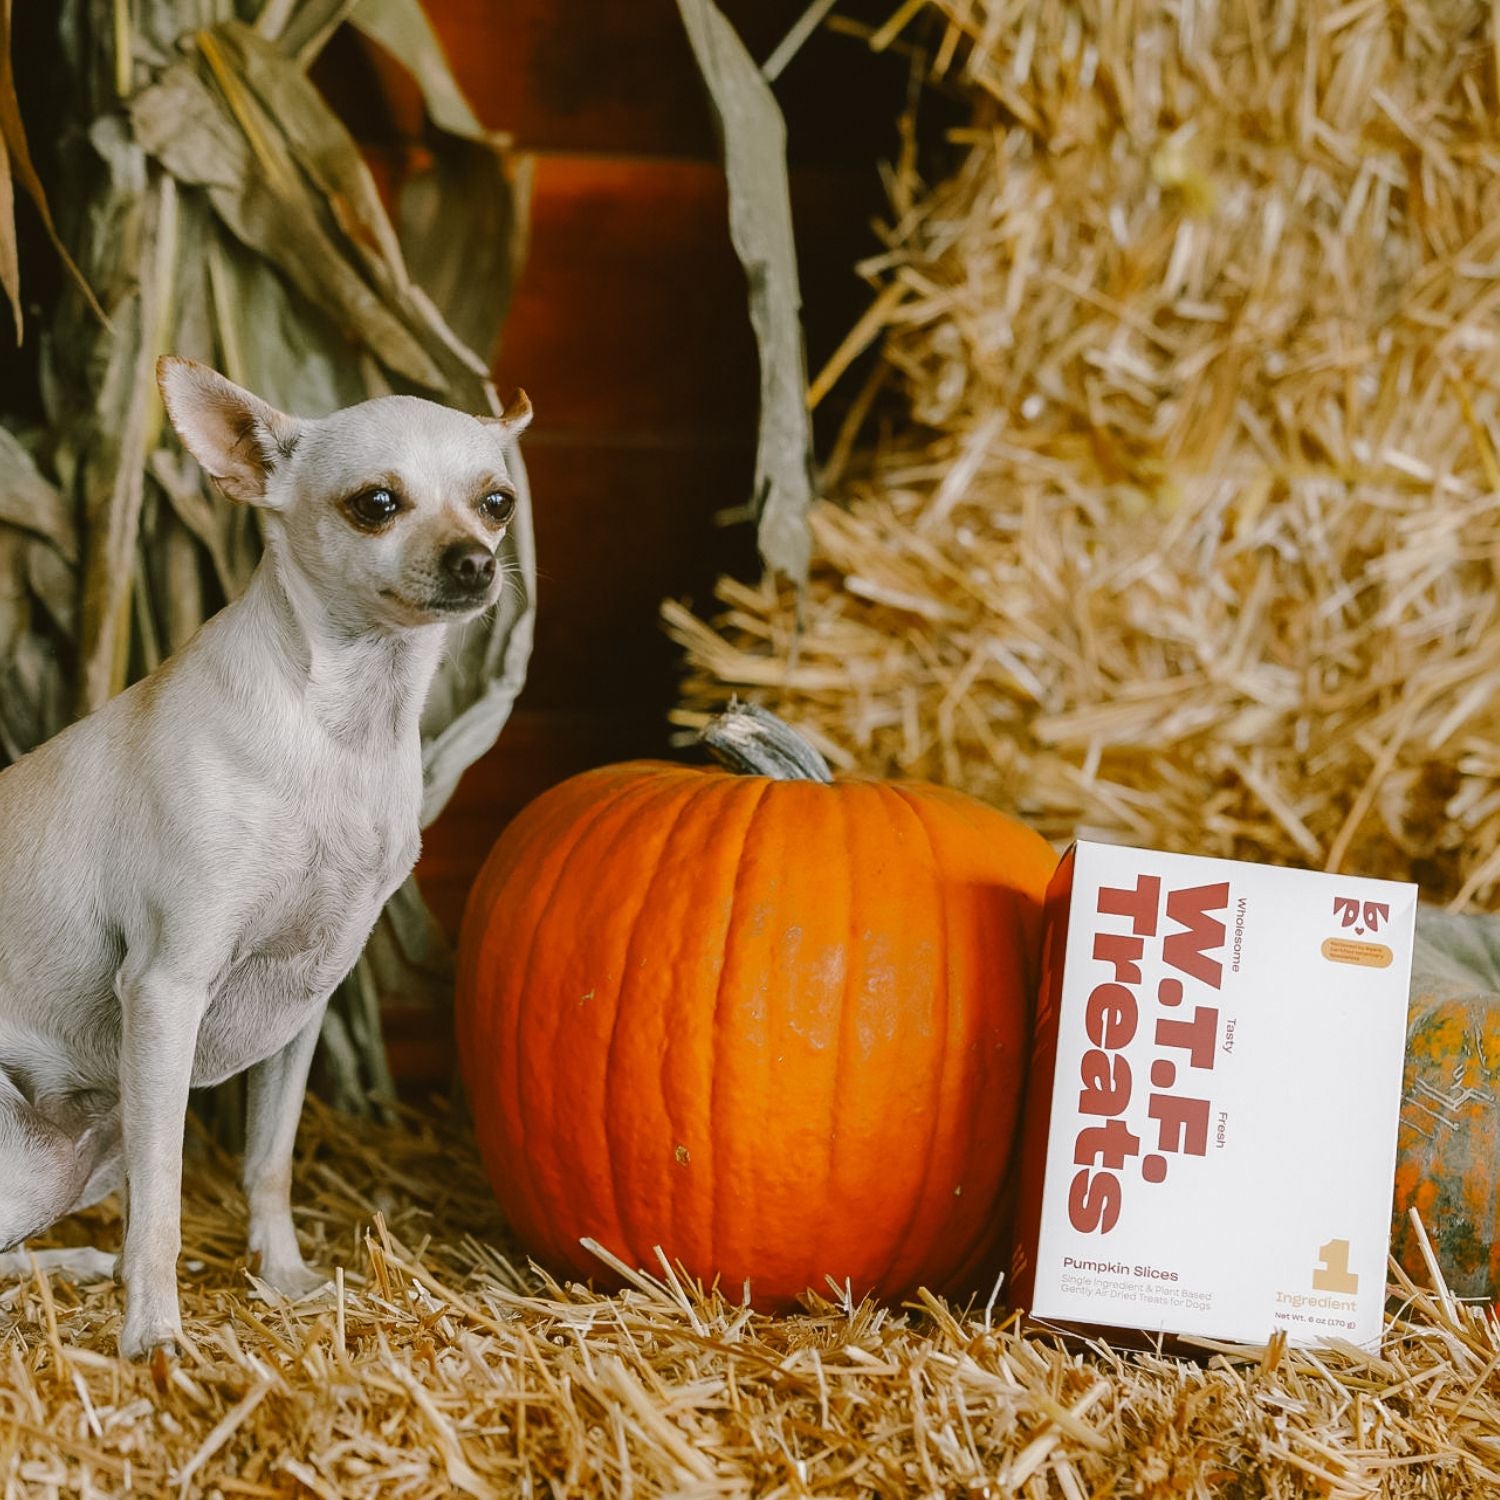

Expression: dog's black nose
xmin=441 ymin=542 xmax=497 ymax=590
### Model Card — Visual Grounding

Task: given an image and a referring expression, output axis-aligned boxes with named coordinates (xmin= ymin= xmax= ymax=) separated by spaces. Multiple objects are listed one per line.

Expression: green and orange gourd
xmin=1392 ymin=987 xmax=1500 ymax=1298
xmin=456 ymin=703 xmax=1057 ymax=1308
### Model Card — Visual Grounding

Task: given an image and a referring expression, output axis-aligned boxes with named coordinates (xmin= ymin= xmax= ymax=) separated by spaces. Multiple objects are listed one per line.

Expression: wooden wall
xmin=317 ymin=3 xmax=909 ymax=947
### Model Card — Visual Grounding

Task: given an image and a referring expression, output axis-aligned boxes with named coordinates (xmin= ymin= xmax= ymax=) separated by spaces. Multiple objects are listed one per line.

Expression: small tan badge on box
xmin=1011 ymin=841 xmax=1416 ymax=1349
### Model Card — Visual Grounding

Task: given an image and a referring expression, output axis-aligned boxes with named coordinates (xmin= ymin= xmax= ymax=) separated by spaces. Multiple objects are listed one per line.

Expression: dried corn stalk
xmin=672 ymin=0 xmax=1500 ymax=909
xmin=1 ymin=0 xmax=532 ymax=1110
xmin=677 ymin=0 xmax=815 ymax=585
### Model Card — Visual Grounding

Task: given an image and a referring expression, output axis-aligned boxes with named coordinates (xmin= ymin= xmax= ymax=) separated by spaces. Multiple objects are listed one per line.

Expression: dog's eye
xmin=349 ymin=488 xmax=400 ymax=527
xmin=480 ymin=491 xmax=516 ymax=527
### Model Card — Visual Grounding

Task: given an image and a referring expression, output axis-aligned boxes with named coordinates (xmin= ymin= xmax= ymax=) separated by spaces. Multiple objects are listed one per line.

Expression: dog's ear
xmin=480 ymin=388 xmax=532 ymax=440
xmin=157 ymin=356 xmax=303 ymax=507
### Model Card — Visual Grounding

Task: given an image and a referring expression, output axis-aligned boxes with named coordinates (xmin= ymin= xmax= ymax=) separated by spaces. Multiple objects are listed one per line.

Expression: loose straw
xmin=671 ymin=0 xmax=1500 ymax=911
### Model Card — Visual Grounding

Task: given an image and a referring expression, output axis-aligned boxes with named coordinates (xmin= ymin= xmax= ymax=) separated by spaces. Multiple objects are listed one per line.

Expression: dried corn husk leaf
xmin=0 ymin=68 xmax=16 ymax=339
xmin=350 ymin=0 xmax=490 ymax=142
xmin=678 ymin=0 xmax=814 ymax=585
xmin=0 ymin=0 xmax=106 ymax=340
xmin=0 ymin=429 xmax=75 ymax=558
xmin=397 ymin=139 xmax=524 ymax=362
xmin=276 ymin=0 xmax=364 ymax=64
xmin=354 ymin=0 xmax=530 ymax=369
xmin=131 ymin=40 xmax=447 ymax=389
xmin=75 ymin=171 xmax=173 ymax=713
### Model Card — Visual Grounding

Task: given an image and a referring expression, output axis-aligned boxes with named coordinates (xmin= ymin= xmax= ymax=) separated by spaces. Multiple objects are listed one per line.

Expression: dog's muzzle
xmin=440 ymin=542 xmax=497 ymax=593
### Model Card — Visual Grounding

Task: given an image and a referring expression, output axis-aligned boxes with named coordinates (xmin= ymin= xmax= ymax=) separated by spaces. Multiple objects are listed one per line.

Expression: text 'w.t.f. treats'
xmin=1012 ymin=841 xmax=1416 ymax=1350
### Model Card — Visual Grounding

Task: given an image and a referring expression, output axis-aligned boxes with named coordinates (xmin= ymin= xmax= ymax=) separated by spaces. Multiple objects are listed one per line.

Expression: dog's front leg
xmin=244 ymin=1011 xmax=325 ymax=1297
xmin=117 ymin=967 xmax=206 ymax=1360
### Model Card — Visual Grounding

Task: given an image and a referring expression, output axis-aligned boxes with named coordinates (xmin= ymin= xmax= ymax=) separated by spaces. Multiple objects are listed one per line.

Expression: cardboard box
xmin=1011 ymin=841 xmax=1416 ymax=1349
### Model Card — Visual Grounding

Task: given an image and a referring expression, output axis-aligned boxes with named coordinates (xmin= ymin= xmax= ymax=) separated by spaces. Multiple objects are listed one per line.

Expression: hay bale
xmin=671 ymin=0 xmax=1500 ymax=906
xmin=5 ymin=1101 xmax=1500 ymax=1494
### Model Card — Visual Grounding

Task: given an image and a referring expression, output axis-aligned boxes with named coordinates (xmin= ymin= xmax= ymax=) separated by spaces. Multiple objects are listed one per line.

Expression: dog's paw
xmin=119 ymin=1316 xmax=184 ymax=1363
xmin=59 ymin=1248 xmax=119 ymax=1283
xmin=259 ymin=1259 xmax=329 ymax=1300
xmin=0 ymin=1247 xmax=117 ymax=1282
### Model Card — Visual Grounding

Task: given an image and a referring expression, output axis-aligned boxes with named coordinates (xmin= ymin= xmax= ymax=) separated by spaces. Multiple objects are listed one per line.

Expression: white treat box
xmin=1011 ymin=840 xmax=1417 ymax=1350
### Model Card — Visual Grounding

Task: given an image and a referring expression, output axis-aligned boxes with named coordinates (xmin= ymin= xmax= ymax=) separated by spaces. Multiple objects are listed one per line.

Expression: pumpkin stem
xmin=700 ymin=700 xmax=834 ymax=783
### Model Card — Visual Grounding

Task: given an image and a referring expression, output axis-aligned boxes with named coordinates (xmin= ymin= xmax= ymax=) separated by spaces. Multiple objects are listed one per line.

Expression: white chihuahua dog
xmin=0 ymin=357 xmax=530 ymax=1359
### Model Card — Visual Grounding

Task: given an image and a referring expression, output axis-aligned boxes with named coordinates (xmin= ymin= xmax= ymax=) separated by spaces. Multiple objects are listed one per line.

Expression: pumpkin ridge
xmin=654 ymin=784 xmax=730 ymax=1276
xmin=705 ymin=775 xmax=775 ymax=1286
xmin=823 ymin=781 xmax=855 ymax=1263
xmin=614 ymin=772 xmax=729 ymax=1272
xmin=599 ymin=774 xmax=726 ymax=1273
xmin=877 ymin=783 xmax=955 ymax=1293
xmin=645 ymin=774 xmax=750 ymax=1278
xmin=931 ymin=1138 xmax=1014 ymax=1300
xmin=463 ymin=778 xmax=631 ymax=1247
xmin=822 ymin=778 xmax=929 ymax=1293
xmin=509 ymin=775 xmax=678 ymax=1260
xmin=555 ymin=773 xmax=710 ymax=1269
xmin=508 ymin=787 xmax=635 ymax=1252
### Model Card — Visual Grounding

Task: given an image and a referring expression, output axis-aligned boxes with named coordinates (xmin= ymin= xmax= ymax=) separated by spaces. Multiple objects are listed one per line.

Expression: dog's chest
xmin=192 ymin=774 xmax=420 ymax=1085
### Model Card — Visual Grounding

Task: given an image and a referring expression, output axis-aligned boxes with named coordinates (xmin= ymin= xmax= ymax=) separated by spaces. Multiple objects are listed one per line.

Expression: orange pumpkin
xmin=456 ymin=704 xmax=1057 ymax=1308
xmin=1393 ymin=988 xmax=1500 ymax=1298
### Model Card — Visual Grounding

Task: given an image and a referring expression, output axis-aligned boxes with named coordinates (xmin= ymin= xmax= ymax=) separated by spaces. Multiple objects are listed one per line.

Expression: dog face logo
xmin=1333 ymin=896 xmax=1389 ymax=937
